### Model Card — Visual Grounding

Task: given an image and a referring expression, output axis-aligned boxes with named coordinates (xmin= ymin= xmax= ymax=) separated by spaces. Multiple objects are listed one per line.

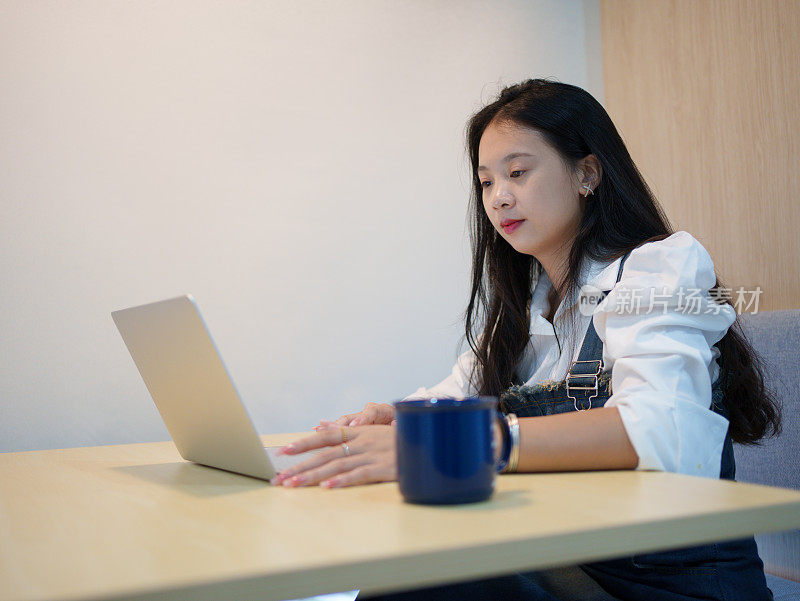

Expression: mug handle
xmin=494 ymin=410 xmax=511 ymax=473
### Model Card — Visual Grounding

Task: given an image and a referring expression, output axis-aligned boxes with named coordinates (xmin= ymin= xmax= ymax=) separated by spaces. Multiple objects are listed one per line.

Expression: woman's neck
xmin=544 ymin=285 xmax=564 ymax=325
xmin=538 ymin=244 xmax=575 ymax=325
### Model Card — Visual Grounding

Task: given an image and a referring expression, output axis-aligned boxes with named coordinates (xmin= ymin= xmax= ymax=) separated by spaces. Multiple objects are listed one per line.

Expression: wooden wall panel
xmin=600 ymin=0 xmax=799 ymax=310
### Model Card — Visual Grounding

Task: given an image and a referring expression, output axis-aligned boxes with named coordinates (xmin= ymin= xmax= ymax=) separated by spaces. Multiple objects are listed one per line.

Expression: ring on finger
xmin=342 ymin=443 xmax=351 ymax=457
xmin=341 ymin=427 xmax=348 ymax=443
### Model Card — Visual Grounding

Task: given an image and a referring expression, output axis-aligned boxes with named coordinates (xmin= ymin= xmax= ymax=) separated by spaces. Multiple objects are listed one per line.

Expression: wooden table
xmin=2 ymin=432 xmax=800 ymax=601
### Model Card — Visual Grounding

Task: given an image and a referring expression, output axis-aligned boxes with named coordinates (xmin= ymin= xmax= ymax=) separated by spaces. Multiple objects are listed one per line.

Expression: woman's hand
xmin=312 ymin=401 xmax=396 ymax=431
xmin=271 ymin=425 xmax=397 ymax=488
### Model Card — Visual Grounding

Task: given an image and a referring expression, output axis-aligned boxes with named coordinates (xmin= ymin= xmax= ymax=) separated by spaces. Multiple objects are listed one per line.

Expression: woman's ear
xmin=579 ymin=154 xmax=603 ymax=190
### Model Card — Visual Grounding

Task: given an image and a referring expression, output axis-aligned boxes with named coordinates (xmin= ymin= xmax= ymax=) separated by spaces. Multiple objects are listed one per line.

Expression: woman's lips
xmin=502 ymin=219 xmax=525 ymax=234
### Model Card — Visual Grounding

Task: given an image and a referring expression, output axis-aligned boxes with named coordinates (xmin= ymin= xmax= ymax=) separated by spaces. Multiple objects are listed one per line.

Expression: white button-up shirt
xmin=403 ymin=231 xmax=737 ymax=479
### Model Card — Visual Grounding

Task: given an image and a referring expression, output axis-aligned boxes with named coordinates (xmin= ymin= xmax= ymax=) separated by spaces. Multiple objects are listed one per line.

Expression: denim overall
xmin=360 ymin=252 xmax=772 ymax=601
xmin=494 ymin=251 xmax=773 ymax=601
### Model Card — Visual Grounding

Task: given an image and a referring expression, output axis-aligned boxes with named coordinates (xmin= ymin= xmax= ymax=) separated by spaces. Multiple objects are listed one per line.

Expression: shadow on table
xmin=396 ymin=490 xmax=533 ymax=511
xmin=113 ymin=461 xmax=267 ymax=497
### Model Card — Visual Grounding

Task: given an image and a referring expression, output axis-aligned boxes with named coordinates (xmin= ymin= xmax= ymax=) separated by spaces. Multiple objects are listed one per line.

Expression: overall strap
xmin=574 ymin=251 xmax=632 ymax=363
xmin=565 ymin=251 xmax=632 ymax=409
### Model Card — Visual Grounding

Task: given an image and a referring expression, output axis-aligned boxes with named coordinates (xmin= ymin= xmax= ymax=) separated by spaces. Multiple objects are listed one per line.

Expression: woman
xmin=271 ymin=79 xmax=780 ymax=600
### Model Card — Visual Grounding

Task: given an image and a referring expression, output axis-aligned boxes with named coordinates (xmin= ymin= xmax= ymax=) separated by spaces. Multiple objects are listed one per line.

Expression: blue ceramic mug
xmin=393 ymin=396 xmax=511 ymax=505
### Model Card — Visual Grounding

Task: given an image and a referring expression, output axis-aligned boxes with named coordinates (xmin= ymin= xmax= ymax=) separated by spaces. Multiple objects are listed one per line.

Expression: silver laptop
xmin=112 ymin=295 xmax=319 ymax=481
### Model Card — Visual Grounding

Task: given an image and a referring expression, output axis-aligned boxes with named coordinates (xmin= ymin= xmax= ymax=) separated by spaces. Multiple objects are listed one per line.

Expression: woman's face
xmin=478 ymin=120 xmax=585 ymax=269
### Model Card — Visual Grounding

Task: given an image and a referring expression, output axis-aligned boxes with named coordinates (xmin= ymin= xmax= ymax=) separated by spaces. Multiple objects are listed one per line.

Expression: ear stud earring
xmin=581 ymin=184 xmax=594 ymax=197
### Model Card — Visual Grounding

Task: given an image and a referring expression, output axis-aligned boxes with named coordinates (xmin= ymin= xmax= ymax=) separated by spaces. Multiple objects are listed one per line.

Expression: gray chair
xmin=734 ymin=310 xmax=800 ymax=601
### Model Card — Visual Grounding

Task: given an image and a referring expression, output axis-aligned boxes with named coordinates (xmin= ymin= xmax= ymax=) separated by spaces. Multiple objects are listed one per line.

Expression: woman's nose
xmin=492 ymin=187 xmax=515 ymax=209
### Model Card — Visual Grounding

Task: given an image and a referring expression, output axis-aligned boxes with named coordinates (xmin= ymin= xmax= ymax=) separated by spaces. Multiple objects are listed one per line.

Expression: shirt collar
xmin=529 ymin=255 xmax=622 ymax=330
xmin=579 ymin=255 xmax=622 ymax=292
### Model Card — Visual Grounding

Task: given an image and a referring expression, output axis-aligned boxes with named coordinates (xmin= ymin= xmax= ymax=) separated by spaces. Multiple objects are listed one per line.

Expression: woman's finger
xmin=349 ymin=402 xmax=394 ymax=426
xmin=331 ymin=413 xmax=360 ymax=427
xmin=315 ymin=411 xmax=367 ymax=429
xmin=313 ymin=402 xmax=396 ymax=430
xmin=312 ymin=413 xmax=357 ymax=430
xmin=348 ymin=407 xmax=375 ymax=427
xmin=343 ymin=407 xmax=374 ymax=426
xmin=280 ymin=455 xmax=371 ymax=488
xmin=277 ymin=426 xmax=354 ymax=456
xmin=321 ymin=463 xmax=397 ymax=488
xmin=373 ymin=403 xmax=395 ymax=424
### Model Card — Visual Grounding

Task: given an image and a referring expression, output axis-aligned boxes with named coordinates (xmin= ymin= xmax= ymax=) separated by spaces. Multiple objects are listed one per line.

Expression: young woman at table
xmin=270 ymin=79 xmax=781 ymax=601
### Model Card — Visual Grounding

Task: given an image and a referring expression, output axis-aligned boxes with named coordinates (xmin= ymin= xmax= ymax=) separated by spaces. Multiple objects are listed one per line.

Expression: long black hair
xmin=462 ymin=78 xmax=780 ymax=445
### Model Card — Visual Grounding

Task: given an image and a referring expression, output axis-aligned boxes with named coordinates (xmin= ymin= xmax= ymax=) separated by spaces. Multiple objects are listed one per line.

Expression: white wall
xmin=0 ymin=0 xmax=601 ymax=452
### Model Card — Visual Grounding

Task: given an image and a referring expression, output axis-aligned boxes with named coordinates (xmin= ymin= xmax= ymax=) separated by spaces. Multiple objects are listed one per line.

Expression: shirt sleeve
xmin=402 ymin=345 xmax=479 ymax=400
xmin=591 ymin=231 xmax=737 ymax=478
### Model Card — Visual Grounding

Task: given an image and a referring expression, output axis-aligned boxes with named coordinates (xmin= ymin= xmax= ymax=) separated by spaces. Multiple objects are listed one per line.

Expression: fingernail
xmin=321 ymin=478 xmax=339 ymax=488
xmin=349 ymin=419 xmax=358 ymax=426
xmin=278 ymin=444 xmax=296 ymax=455
xmin=286 ymin=475 xmax=305 ymax=487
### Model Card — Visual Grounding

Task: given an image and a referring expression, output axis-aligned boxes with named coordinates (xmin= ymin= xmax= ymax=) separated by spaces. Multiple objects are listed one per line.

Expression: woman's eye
xmin=510 ymin=170 xmax=525 ymax=178
xmin=480 ymin=180 xmax=492 ymax=188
